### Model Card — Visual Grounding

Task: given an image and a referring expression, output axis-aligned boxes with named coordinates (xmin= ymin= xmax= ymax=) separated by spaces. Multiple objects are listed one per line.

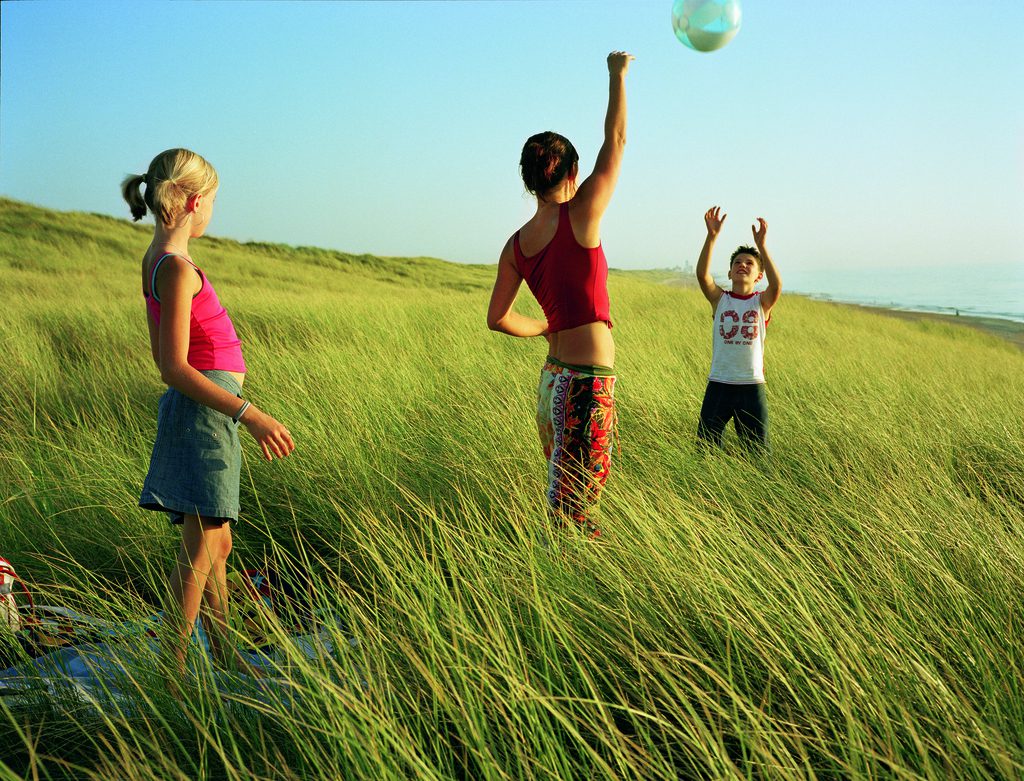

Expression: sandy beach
xmin=848 ymin=304 xmax=1024 ymax=351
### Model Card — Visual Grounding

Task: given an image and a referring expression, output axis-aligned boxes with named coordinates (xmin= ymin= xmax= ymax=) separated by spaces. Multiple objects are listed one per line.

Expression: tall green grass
xmin=1 ymin=197 xmax=1022 ymax=779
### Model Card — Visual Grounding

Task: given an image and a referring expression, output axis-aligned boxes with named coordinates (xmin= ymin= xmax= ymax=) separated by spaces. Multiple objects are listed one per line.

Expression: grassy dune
xmin=1 ymin=197 xmax=1022 ymax=780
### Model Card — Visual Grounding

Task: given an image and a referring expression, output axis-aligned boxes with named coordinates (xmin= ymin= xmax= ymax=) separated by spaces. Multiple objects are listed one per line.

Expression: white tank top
xmin=709 ymin=291 xmax=768 ymax=384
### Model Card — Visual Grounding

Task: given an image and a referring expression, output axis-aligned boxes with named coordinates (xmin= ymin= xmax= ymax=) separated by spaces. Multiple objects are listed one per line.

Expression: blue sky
xmin=2 ymin=1 xmax=1022 ymax=273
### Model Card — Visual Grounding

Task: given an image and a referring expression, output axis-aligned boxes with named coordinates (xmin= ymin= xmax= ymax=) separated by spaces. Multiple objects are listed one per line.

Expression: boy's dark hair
xmin=729 ymin=245 xmax=762 ymax=270
xmin=520 ymin=131 xmax=579 ymax=199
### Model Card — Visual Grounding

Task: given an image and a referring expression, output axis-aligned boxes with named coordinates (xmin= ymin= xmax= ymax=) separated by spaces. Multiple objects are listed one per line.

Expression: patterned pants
xmin=536 ymin=357 xmax=617 ymax=537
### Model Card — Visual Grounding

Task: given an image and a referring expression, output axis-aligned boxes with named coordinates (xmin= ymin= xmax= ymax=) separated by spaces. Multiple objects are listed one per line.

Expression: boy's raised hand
xmin=752 ymin=216 xmax=781 ymax=314
xmin=705 ymin=206 xmax=727 ymax=238
xmin=752 ymin=217 xmax=768 ymax=250
xmin=697 ymin=207 xmax=725 ymax=307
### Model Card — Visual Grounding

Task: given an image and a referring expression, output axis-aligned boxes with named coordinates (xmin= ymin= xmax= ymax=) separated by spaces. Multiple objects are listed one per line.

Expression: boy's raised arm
xmin=696 ymin=206 xmax=726 ymax=310
xmin=753 ymin=217 xmax=782 ymax=317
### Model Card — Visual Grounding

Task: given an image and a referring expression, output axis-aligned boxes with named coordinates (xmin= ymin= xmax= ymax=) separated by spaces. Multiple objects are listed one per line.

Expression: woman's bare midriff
xmin=548 ymin=321 xmax=614 ymax=368
xmin=227 ymin=371 xmax=245 ymax=388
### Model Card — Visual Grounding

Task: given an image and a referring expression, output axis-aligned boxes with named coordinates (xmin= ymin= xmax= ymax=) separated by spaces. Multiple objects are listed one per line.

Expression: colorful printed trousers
xmin=536 ymin=357 xmax=617 ymax=537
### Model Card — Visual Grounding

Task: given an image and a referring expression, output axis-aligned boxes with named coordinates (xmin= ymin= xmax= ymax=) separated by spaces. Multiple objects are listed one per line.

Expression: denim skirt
xmin=139 ymin=370 xmax=243 ymax=524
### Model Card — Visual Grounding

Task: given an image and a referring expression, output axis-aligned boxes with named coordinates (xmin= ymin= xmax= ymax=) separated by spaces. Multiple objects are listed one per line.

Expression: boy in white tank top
xmin=694 ymin=206 xmax=782 ymax=450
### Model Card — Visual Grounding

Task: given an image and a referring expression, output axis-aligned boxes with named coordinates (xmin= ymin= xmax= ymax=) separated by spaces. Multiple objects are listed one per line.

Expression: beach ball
xmin=672 ymin=0 xmax=742 ymax=52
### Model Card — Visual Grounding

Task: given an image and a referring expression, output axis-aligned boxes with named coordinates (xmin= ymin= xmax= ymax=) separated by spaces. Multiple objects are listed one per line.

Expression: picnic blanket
xmin=0 ymin=564 xmax=363 ymax=709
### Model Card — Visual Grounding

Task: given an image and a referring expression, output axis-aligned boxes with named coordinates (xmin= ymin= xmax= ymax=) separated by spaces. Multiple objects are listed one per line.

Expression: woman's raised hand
xmin=607 ymin=51 xmax=635 ymax=76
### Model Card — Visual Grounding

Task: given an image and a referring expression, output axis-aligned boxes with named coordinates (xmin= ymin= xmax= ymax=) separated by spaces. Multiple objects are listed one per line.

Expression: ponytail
xmin=121 ymin=149 xmax=218 ymax=225
xmin=121 ymin=174 xmax=149 ymax=221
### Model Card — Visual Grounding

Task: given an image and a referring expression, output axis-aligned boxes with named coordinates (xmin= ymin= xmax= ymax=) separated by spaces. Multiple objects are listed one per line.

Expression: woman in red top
xmin=487 ymin=51 xmax=634 ymax=538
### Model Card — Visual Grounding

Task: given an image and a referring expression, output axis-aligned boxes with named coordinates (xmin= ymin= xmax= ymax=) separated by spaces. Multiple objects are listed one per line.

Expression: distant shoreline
xmin=661 ymin=274 xmax=1024 ymax=350
xmin=837 ymin=302 xmax=1024 ymax=351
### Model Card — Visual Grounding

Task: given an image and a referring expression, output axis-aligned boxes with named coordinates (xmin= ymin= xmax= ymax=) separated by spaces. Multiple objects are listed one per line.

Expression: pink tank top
xmin=144 ymin=254 xmax=247 ymax=373
xmin=512 ymin=202 xmax=612 ymax=333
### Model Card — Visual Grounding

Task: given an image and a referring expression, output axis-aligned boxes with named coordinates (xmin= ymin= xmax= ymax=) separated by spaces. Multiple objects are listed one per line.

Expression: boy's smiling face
xmin=728 ymin=253 xmax=763 ymax=285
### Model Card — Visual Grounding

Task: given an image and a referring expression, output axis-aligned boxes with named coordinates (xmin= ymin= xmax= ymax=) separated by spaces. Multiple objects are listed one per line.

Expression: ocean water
xmin=775 ymin=263 xmax=1024 ymax=323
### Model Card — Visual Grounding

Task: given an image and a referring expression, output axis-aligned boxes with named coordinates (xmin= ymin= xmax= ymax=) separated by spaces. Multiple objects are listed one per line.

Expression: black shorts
xmin=697 ymin=381 xmax=769 ymax=450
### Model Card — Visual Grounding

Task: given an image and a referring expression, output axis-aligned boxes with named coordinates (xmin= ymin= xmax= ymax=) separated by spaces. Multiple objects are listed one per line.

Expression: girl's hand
xmin=705 ymin=206 xmax=726 ymax=238
xmin=607 ymin=51 xmax=635 ymax=76
xmin=241 ymin=407 xmax=295 ymax=461
xmin=752 ymin=217 xmax=768 ymax=250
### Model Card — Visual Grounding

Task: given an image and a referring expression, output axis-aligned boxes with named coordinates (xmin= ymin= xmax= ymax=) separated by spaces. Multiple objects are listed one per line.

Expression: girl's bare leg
xmin=166 ymin=515 xmax=232 ymax=673
xmin=197 ymin=526 xmax=263 ymax=674
xmin=199 ymin=533 xmax=249 ymax=667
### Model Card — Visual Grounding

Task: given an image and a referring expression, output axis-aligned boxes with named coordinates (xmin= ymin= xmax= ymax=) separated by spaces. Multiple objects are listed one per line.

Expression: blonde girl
xmin=122 ymin=148 xmax=295 ymax=673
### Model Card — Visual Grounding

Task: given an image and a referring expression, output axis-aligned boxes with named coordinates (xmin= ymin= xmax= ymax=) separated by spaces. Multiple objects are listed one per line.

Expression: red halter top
xmin=512 ymin=202 xmax=612 ymax=333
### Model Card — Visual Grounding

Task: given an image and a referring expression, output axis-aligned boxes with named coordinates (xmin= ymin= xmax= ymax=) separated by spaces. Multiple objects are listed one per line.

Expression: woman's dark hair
xmin=519 ymin=131 xmax=579 ymax=198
